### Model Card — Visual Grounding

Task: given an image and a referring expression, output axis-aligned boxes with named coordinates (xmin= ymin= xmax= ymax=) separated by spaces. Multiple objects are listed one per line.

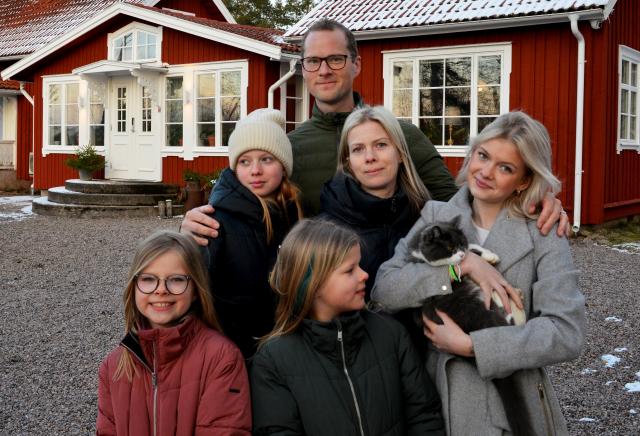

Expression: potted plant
xmin=182 ymin=169 xmax=204 ymax=212
xmin=64 ymin=143 xmax=105 ymax=181
xmin=202 ymin=168 xmax=223 ymax=203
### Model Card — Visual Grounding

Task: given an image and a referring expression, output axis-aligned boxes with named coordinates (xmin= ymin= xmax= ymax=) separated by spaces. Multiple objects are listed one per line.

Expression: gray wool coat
xmin=371 ymin=186 xmax=586 ymax=436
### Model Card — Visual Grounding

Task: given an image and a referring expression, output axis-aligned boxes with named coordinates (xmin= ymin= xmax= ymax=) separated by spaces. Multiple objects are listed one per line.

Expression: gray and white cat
xmin=407 ymin=216 xmax=532 ymax=436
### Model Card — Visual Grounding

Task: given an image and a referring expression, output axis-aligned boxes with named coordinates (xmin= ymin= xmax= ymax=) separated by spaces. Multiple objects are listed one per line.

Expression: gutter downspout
xmin=569 ymin=15 xmax=585 ymax=234
xmin=268 ymin=59 xmax=297 ymax=109
xmin=19 ymin=82 xmax=35 ymax=195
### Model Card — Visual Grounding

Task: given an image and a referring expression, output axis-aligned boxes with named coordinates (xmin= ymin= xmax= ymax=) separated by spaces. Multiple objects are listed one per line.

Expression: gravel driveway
xmin=0 ymin=201 xmax=638 ymax=435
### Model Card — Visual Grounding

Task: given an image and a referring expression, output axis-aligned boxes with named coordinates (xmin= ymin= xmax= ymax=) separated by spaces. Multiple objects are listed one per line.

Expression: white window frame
xmin=383 ymin=43 xmax=511 ymax=157
xmin=617 ymin=45 xmax=640 ymax=153
xmin=162 ymin=60 xmax=248 ymax=159
xmin=108 ymin=22 xmax=163 ymax=64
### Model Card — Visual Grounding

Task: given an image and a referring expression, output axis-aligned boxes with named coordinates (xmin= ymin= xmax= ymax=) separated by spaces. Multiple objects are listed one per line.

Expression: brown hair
xmin=302 ymin=18 xmax=358 ymax=60
xmin=260 ymin=219 xmax=359 ymax=346
xmin=113 ymin=231 xmax=220 ymax=381
xmin=337 ymin=105 xmax=430 ymax=211
xmin=255 ymin=173 xmax=304 ymax=243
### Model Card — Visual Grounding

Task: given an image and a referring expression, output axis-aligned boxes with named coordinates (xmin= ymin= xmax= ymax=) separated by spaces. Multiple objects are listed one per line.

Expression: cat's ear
xmin=451 ymin=215 xmax=461 ymax=227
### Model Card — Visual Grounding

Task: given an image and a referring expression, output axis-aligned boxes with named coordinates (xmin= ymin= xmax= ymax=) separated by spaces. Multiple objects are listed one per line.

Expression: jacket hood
xmin=301 ymin=311 xmax=364 ymax=367
xmin=320 ymin=172 xmax=412 ymax=228
xmin=209 ymin=167 xmax=265 ymax=225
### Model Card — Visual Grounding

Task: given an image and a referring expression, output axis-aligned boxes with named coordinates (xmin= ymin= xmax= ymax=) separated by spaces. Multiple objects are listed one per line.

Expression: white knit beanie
xmin=228 ymin=108 xmax=293 ymax=177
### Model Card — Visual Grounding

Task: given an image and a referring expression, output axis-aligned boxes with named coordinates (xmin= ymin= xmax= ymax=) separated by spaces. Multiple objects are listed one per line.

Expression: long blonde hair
xmin=260 ymin=219 xmax=359 ymax=345
xmin=456 ymin=111 xmax=561 ymax=219
xmin=337 ymin=105 xmax=430 ymax=211
xmin=113 ymin=231 xmax=221 ymax=381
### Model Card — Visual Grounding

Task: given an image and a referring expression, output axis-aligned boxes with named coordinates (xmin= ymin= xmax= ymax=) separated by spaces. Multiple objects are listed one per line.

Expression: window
xmin=618 ymin=45 xmax=640 ymax=152
xmin=142 ymin=86 xmax=152 ymax=133
xmin=195 ymin=70 xmax=242 ymax=147
xmin=384 ymin=44 xmax=511 ymax=157
xmin=165 ymin=77 xmax=183 ymax=147
xmin=47 ymin=82 xmax=79 ymax=146
xmin=89 ymin=87 xmax=105 ymax=146
xmin=0 ymin=98 xmax=4 ymax=139
xmin=109 ymin=24 xmax=161 ymax=63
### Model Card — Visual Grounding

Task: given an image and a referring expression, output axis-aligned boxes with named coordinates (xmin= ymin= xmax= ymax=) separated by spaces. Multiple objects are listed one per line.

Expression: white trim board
xmin=2 ymin=2 xmax=282 ymax=81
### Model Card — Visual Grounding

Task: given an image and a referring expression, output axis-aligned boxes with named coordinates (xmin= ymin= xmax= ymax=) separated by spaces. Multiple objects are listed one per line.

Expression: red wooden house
xmin=285 ymin=0 xmax=640 ymax=229
xmin=0 ymin=0 xmax=304 ymax=193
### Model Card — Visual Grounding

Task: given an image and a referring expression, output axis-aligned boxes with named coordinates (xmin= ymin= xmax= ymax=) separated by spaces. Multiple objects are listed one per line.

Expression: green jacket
xmin=250 ymin=311 xmax=445 ymax=436
xmin=288 ymin=93 xmax=458 ymax=215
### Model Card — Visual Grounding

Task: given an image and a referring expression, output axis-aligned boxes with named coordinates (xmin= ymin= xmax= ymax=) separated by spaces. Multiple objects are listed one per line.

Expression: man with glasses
xmin=181 ymin=19 xmax=567 ymax=243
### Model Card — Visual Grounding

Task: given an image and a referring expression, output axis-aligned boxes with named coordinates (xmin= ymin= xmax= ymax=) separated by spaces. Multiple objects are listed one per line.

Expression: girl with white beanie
xmin=203 ymin=108 xmax=303 ymax=359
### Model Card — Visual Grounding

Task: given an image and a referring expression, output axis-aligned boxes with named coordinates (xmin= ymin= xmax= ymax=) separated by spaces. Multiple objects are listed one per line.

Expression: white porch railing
xmin=0 ymin=140 xmax=15 ymax=169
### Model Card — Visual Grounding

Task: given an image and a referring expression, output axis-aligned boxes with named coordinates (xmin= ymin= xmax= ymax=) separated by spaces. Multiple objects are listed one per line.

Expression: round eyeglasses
xmin=135 ymin=273 xmax=192 ymax=295
xmin=301 ymin=54 xmax=350 ymax=72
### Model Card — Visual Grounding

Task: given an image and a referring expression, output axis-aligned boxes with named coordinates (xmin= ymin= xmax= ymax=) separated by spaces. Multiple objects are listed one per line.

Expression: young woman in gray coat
xmin=372 ymin=111 xmax=586 ymax=436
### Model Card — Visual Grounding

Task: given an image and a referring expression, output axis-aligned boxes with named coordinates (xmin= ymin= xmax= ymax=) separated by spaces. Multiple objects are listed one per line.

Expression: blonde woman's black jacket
xmin=250 ymin=311 xmax=445 ymax=436
xmin=204 ymin=168 xmax=298 ymax=358
xmin=319 ymin=173 xmax=420 ymax=298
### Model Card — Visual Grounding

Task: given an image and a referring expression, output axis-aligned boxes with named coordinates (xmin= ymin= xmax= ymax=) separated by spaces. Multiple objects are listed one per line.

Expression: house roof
xmin=284 ymin=0 xmax=616 ymax=38
xmin=2 ymin=2 xmax=299 ymax=81
xmin=0 ymin=0 xmax=236 ymax=59
xmin=145 ymin=6 xmax=299 ymax=53
xmin=0 ymin=79 xmax=20 ymax=90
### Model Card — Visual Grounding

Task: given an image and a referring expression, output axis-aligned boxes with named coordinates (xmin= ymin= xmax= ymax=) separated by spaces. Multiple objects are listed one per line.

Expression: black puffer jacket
xmin=320 ymin=173 xmax=421 ymax=298
xmin=251 ymin=311 xmax=444 ymax=436
xmin=205 ymin=168 xmax=298 ymax=358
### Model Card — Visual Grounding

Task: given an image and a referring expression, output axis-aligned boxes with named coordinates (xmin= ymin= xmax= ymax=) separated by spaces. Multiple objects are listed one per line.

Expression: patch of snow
xmin=581 ymin=368 xmax=598 ymax=375
xmin=605 ymin=381 xmax=615 ymax=386
xmin=614 ymin=347 xmax=628 ymax=352
xmin=631 ymin=409 xmax=638 ymax=415
xmin=636 ymin=371 xmax=640 ymax=379
xmin=611 ymin=242 xmax=640 ymax=254
xmin=605 ymin=316 xmax=623 ymax=322
xmin=0 ymin=196 xmax=33 ymax=205
xmin=624 ymin=382 xmax=640 ymax=393
xmin=579 ymin=417 xmax=596 ymax=422
xmin=601 ymin=354 xmax=621 ymax=368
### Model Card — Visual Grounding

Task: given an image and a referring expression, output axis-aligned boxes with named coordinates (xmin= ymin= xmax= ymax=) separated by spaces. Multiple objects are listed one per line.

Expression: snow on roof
xmin=145 ymin=6 xmax=299 ymax=53
xmin=284 ymin=0 xmax=613 ymax=38
xmin=0 ymin=0 xmax=154 ymax=58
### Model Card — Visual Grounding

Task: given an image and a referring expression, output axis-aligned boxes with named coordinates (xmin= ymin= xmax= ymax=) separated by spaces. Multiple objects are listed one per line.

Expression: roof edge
xmin=2 ymin=3 xmax=282 ymax=81
xmin=149 ymin=0 xmax=237 ymax=24
xmin=285 ymin=9 xmax=606 ymax=42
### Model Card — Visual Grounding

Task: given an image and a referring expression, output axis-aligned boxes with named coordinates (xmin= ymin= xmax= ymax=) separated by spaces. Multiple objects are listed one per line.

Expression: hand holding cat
xmin=423 ymin=311 xmax=474 ymax=357
xmin=460 ymin=252 xmax=523 ymax=313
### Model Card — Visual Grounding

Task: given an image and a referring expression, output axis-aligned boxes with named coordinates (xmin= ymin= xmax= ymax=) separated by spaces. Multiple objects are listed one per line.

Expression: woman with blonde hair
xmin=372 ymin=111 xmax=586 ymax=435
xmin=96 ymin=231 xmax=250 ymax=435
xmin=204 ymin=108 xmax=303 ymax=358
xmin=320 ymin=105 xmax=430 ymax=296
xmin=250 ymin=218 xmax=444 ymax=436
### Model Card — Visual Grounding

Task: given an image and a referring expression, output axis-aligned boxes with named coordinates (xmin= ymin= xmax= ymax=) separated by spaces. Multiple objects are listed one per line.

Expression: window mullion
xmin=215 ymin=72 xmax=220 ymax=147
xmin=412 ymin=59 xmax=419 ymax=127
xmin=470 ymin=54 xmax=478 ymax=138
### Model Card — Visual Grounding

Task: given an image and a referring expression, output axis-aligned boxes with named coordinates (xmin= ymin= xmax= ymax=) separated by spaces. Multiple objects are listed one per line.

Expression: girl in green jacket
xmin=250 ymin=219 xmax=444 ymax=436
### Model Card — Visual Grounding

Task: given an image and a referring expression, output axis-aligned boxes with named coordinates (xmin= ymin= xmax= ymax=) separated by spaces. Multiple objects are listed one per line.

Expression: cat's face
xmin=417 ymin=220 xmax=469 ymax=265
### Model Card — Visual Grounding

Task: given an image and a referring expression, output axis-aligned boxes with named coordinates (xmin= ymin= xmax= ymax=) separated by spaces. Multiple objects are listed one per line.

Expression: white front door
xmin=106 ymin=76 xmax=161 ymax=181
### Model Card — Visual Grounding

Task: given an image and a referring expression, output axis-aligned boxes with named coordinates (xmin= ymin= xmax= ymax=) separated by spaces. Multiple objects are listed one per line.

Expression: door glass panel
xmin=142 ymin=86 xmax=152 ymax=132
xmin=117 ymin=87 xmax=127 ymax=133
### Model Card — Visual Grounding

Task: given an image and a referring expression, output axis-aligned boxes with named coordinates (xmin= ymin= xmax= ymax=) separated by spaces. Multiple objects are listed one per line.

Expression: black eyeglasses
xmin=135 ymin=273 xmax=192 ymax=295
xmin=301 ymin=54 xmax=350 ymax=72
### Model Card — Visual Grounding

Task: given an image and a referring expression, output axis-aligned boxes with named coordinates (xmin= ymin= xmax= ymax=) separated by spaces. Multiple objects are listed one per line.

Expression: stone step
xmin=48 ymin=187 xmax=179 ymax=206
xmin=33 ymin=197 xmax=184 ymax=218
xmin=65 ymin=179 xmax=180 ymax=195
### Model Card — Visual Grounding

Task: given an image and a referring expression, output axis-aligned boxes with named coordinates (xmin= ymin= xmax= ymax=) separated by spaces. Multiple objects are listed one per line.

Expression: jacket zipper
xmin=120 ymin=340 xmax=159 ymax=435
xmin=152 ymin=341 xmax=158 ymax=436
xmin=337 ymin=326 xmax=365 ymax=436
xmin=537 ymin=383 xmax=553 ymax=436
